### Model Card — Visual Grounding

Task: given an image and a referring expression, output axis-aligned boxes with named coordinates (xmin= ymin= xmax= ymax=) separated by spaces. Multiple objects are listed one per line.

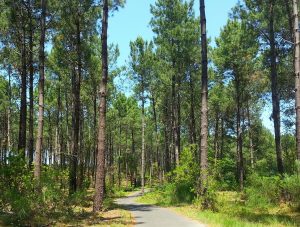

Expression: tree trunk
xmin=269 ymin=0 xmax=284 ymax=174
xmin=189 ymin=75 xmax=197 ymax=144
xmin=236 ymin=78 xmax=244 ymax=190
xmin=93 ymin=0 xmax=108 ymax=212
xmin=214 ymin=112 xmax=219 ymax=165
xmin=172 ymin=73 xmax=180 ymax=167
xmin=18 ymin=20 xmax=27 ymax=157
xmin=247 ymin=102 xmax=254 ymax=168
xmin=92 ymin=93 xmax=97 ymax=179
xmin=69 ymin=12 xmax=82 ymax=194
xmin=141 ymin=91 xmax=145 ymax=194
xmin=131 ymin=128 xmax=136 ymax=187
xmin=118 ymin=122 xmax=122 ymax=188
xmin=34 ymin=0 xmax=46 ymax=182
xmin=151 ymin=95 xmax=162 ymax=184
xmin=220 ymin=116 xmax=225 ymax=158
xmin=285 ymin=0 xmax=294 ymax=42
xmin=199 ymin=0 xmax=209 ymax=196
xmin=7 ymin=65 xmax=12 ymax=157
xmin=293 ymin=0 xmax=300 ymax=160
xmin=28 ymin=7 xmax=34 ymax=167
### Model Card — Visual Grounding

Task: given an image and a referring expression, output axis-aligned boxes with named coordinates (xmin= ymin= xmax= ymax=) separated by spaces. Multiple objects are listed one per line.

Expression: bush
xmin=0 ymin=154 xmax=85 ymax=225
xmin=282 ymin=174 xmax=300 ymax=210
xmin=245 ymin=171 xmax=300 ymax=211
xmin=172 ymin=145 xmax=198 ymax=203
xmin=245 ymin=173 xmax=282 ymax=210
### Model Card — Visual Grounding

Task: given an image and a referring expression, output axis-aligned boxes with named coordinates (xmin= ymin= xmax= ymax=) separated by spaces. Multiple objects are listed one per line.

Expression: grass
xmin=137 ymin=189 xmax=300 ymax=227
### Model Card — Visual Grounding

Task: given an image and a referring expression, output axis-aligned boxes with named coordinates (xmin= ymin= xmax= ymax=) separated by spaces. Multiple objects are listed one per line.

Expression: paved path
xmin=116 ymin=191 xmax=206 ymax=227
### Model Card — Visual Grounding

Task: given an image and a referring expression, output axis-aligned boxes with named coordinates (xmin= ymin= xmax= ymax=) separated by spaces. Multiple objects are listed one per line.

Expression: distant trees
xmin=150 ymin=0 xmax=201 ymax=169
xmin=213 ymin=19 xmax=259 ymax=190
xmin=129 ymin=37 xmax=154 ymax=193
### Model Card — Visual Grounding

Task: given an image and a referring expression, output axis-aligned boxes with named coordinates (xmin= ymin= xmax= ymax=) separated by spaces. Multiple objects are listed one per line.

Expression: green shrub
xmin=0 ymin=154 xmax=87 ymax=225
xmin=282 ymin=174 xmax=300 ymax=210
xmin=172 ymin=145 xmax=198 ymax=203
xmin=245 ymin=174 xmax=282 ymax=210
xmin=244 ymin=170 xmax=300 ymax=211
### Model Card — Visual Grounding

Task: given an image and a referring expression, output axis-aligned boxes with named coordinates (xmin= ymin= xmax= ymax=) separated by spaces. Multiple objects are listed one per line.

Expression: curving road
xmin=116 ymin=191 xmax=206 ymax=227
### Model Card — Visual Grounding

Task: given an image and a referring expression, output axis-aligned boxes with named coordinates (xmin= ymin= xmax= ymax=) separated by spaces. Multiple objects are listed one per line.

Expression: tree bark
xmin=236 ymin=77 xmax=244 ymax=190
xmin=28 ymin=5 xmax=34 ymax=166
xmin=293 ymin=0 xmax=300 ymax=160
xmin=69 ymin=11 xmax=82 ymax=194
xmin=141 ymin=85 xmax=145 ymax=194
xmin=214 ymin=112 xmax=219 ymax=165
xmin=285 ymin=0 xmax=294 ymax=42
xmin=34 ymin=0 xmax=46 ymax=182
xmin=269 ymin=0 xmax=284 ymax=174
xmin=118 ymin=122 xmax=121 ymax=188
xmin=93 ymin=0 xmax=108 ymax=212
xmin=7 ymin=65 xmax=12 ymax=157
xmin=18 ymin=19 xmax=27 ymax=157
xmin=247 ymin=102 xmax=254 ymax=169
xmin=172 ymin=73 xmax=180 ymax=167
xmin=199 ymin=0 xmax=209 ymax=196
xmin=151 ymin=94 xmax=162 ymax=184
xmin=189 ymin=74 xmax=197 ymax=144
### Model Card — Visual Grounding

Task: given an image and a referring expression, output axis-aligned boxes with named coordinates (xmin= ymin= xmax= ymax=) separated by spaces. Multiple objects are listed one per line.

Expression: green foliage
xmin=245 ymin=172 xmax=300 ymax=211
xmin=245 ymin=174 xmax=282 ymax=210
xmin=0 ymin=154 xmax=90 ymax=225
xmin=172 ymin=145 xmax=199 ymax=203
xmin=281 ymin=173 xmax=300 ymax=210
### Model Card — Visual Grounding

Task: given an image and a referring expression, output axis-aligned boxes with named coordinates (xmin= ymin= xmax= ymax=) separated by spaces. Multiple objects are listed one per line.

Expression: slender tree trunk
xmin=69 ymin=13 xmax=82 ymax=194
xmin=141 ymin=93 xmax=145 ymax=194
xmin=93 ymin=93 xmax=97 ymax=179
xmin=236 ymin=78 xmax=244 ymax=190
xmin=177 ymin=78 xmax=181 ymax=163
xmin=57 ymin=74 xmax=62 ymax=166
xmin=7 ymin=65 xmax=12 ymax=157
xmin=172 ymin=73 xmax=179 ymax=167
xmin=48 ymin=111 xmax=53 ymax=165
xmin=220 ymin=116 xmax=225 ymax=158
xmin=293 ymin=0 xmax=300 ymax=160
xmin=163 ymin=100 xmax=171 ymax=172
xmin=247 ymin=102 xmax=254 ymax=168
xmin=189 ymin=75 xmax=197 ymax=144
xmin=18 ymin=20 xmax=27 ymax=157
xmin=285 ymin=0 xmax=294 ymax=42
xmin=65 ymin=91 xmax=70 ymax=167
xmin=269 ymin=0 xmax=284 ymax=174
xmin=131 ymin=128 xmax=136 ymax=187
xmin=34 ymin=0 xmax=46 ymax=182
xmin=118 ymin=122 xmax=121 ymax=188
xmin=151 ymin=95 xmax=162 ymax=184
xmin=199 ymin=0 xmax=209 ymax=196
xmin=28 ymin=8 xmax=34 ymax=166
xmin=214 ymin=112 xmax=219 ymax=165
xmin=93 ymin=0 xmax=108 ymax=212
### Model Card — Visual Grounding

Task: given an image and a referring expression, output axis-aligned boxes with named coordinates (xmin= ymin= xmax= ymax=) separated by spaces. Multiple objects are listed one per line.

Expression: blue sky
xmin=108 ymin=0 xmax=273 ymax=132
xmin=109 ymin=0 xmax=238 ymax=65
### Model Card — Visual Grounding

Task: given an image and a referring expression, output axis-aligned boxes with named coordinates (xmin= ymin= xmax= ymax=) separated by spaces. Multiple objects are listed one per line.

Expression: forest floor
xmin=0 ymin=189 xmax=135 ymax=227
xmin=46 ymin=189 xmax=135 ymax=227
xmin=137 ymin=190 xmax=300 ymax=227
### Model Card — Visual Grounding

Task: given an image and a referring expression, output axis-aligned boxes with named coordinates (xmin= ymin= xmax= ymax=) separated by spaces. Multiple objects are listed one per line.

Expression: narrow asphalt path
xmin=115 ymin=191 xmax=206 ymax=227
